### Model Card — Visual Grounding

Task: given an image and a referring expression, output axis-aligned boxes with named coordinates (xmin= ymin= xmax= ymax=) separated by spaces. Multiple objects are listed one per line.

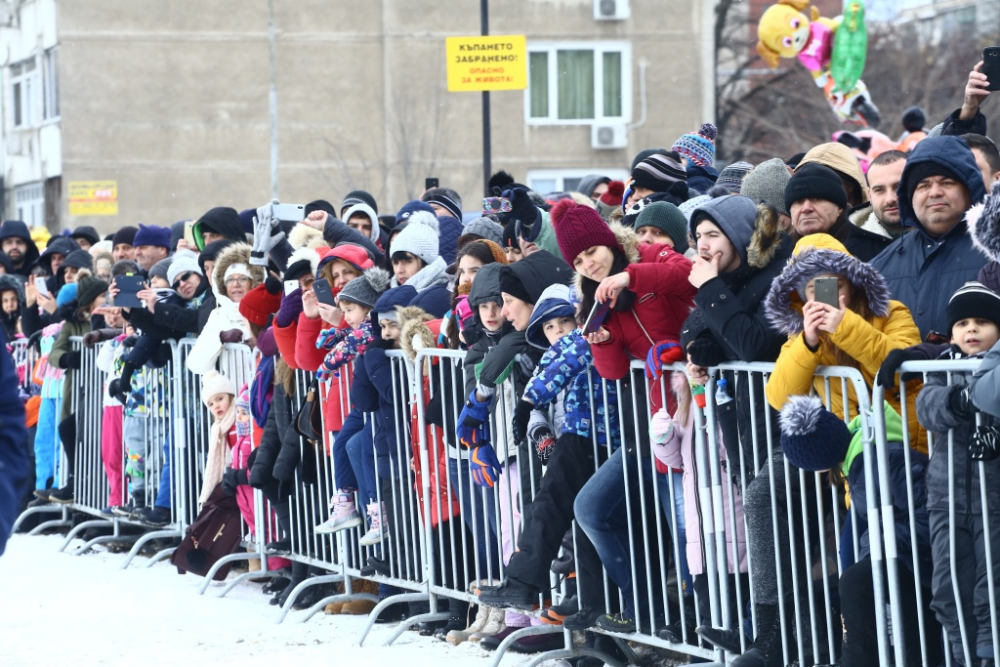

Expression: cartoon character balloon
xmin=757 ymin=0 xmax=880 ymax=127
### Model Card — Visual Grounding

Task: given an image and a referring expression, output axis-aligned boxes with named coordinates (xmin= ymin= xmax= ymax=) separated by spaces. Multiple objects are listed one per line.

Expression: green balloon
xmin=831 ymin=0 xmax=867 ymax=94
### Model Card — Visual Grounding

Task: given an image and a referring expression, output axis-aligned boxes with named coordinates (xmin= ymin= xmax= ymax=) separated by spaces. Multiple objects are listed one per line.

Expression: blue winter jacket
xmin=352 ymin=346 xmax=407 ymax=479
xmin=0 ymin=327 xmax=30 ymax=555
xmin=870 ymin=136 xmax=988 ymax=338
xmin=523 ymin=330 xmax=620 ymax=450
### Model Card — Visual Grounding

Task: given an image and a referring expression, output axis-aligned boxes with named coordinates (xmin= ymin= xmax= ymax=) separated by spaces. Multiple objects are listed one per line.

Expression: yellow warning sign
xmin=68 ymin=180 xmax=118 ymax=216
xmin=446 ymin=35 xmax=527 ymax=92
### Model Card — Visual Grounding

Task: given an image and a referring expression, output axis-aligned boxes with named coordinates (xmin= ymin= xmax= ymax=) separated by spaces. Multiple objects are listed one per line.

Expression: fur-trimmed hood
xmin=397 ymin=305 xmax=436 ymax=364
xmin=968 ymin=180 xmax=1000 ymax=263
xmin=212 ymin=243 xmax=266 ymax=299
xmin=572 ymin=223 xmax=639 ymax=299
xmin=850 ymin=204 xmax=892 ymax=239
xmin=288 ymin=223 xmax=327 ymax=251
xmin=764 ymin=233 xmax=892 ymax=335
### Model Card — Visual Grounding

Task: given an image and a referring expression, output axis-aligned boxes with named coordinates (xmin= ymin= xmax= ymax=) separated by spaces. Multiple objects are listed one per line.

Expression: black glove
xmin=219 ymin=329 xmax=244 ymax=344
xmin=512 ymin=399 xmax=533 ymax=445
xmin=122 ymin=335 xmax=138 ymax=348
xmin=248 ymin=461 xmax=269 ymax=489
xmin=83 ymin=329 xmax=116 ymax=349
xmin=59 ymin=350 xmax=81 ymax=370
xmin=265 ymin=274 xmax=282 ymax=295
xmin=876 ymin=346 xmax=932 ymax=388
xmin=108 ymin=378 xmax=129 ymax=405
xmin=27 ymin=329 xmax=43 ymax=351
xmin=971 ymin=425 xmax=1000 ymax=461
xmin=221 ymin=467 xmax=249 ymax=496
xmin=685 ymin=337 xmax=727 ymax=368
xmin=948 ymin=385 xmax=975 ymax=419
xmin=502 ymin=187 xmax=542 ymax=242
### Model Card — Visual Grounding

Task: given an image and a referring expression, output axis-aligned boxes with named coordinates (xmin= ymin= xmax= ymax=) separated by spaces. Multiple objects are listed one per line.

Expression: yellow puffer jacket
xmin=763 ymin=233 xmax=927 ymax=452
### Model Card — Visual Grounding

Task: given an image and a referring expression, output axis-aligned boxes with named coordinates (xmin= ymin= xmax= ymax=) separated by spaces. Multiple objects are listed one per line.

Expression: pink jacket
xmin=652 ymin=374 xmax=747 ymax=576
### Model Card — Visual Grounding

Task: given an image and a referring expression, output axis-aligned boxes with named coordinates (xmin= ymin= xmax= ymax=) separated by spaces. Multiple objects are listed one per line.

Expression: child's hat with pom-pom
xmin=671 ymin=122 xmax=718 ymax=167
xmin=389 ymin=209 xmax=440 ymax=265
xmin=549 ymin=198 xmax=620 ymax=266
xmin=201 ymin=370 xmax=237 ymax=408
xmin=779 ymin=395 xmax=851 ymax=472
xmin=337 ymin=266 xmax=392 ymax=309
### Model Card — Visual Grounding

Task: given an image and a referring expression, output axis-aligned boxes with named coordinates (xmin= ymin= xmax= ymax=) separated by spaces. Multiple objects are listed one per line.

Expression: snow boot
xmin=315 ymin=490 xmax=363 ymax=534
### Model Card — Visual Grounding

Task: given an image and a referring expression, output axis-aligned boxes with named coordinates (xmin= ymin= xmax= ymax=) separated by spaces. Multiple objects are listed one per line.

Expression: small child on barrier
xmin=916 ymin=281 xmax=1000 ymax=666
xmin=780 ymin=395 xmax=941 ymax=667
xmin=94 ymin=311 xmax=134 ymax=514
xmin=313 ymin=267 xmax=390 ymax=536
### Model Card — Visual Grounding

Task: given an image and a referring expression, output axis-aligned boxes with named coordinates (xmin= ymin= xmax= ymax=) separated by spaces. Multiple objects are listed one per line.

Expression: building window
xmin=526 ymin=168 xmax=629 ymax=196
xmin=16 ymin=182 xmax=44 ymax=228
xmin=10 ymin=58 xmax=38 ymax=128
xmin=43 ymin=47 xmax=59 ymax=121
xmin=526 ymin=42 xmax=631 ymax=125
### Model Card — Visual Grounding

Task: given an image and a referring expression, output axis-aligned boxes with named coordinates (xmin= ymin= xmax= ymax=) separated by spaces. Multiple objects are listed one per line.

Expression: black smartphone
xmin=425 ymin=177 xmax=439 ymax=191
xmin=312 ymin=278 xmax=337 ymax=307
xmin=582 ymin=300 xmax=611 ymax=337
xmin=113 ymin=274 xmax=144 ymax=309
xmin=983 ymin=47 xmax=1000 ymax=92
xmin=812 ymin=276 xmax=840 ymax=308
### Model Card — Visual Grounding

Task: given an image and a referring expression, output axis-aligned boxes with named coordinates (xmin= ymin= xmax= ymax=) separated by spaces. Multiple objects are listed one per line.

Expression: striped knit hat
xmin=947 ymin=281 xmax=1000 ymax=331
xmin=672 ymin=123 xmax=718 ymax=167
xmin=631 ymin=151 xmax=688 ymax=193
xmin=716 ymin=161 xmax=754 ymax=193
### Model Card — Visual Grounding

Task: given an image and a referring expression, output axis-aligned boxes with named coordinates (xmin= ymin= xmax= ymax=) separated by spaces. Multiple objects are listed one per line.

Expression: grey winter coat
xmin=917 ymin=347 xmax=1000 ymax=514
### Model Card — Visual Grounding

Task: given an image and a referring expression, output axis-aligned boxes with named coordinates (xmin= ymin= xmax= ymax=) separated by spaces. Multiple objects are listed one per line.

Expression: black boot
xmin=696 ymin=625 xmax=747 ymax=653
xmin=272 ymin=561 xmax=307 ymax=606
xmin=730 ymin=603 xmax=783 ymax=667
xmin=478 ymin=577 xmax=542 ymax=609
xmin=433 ymin=599 xmax=470 ymax=640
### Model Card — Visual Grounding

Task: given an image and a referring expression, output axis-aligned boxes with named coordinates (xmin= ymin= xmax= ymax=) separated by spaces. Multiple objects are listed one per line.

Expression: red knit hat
xmin=316 ymin=244 xmax=374 ymax=276
xmin=239 ymin=284 xmax=281 ymax=327
xmin=550 ymin=199 xmax=620 ymax=266
xmin=599 ymin=180 xmax=625 ymax=207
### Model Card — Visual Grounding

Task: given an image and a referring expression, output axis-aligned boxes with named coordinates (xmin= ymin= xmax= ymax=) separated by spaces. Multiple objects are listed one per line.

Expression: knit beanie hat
xmin=201 ymin=370 xmax=237 ymax=407
xmin=498 ymin=266 xmax=533 ymax=304
xmin=635 ymin=202 xmax=690 ymax=253
xmin=549 ymin=199 xmax=620 ymax=266
xmin=422 ymin=190 xmax=463 ymax=220
xmin=112 ymin=226 xmax=138 ymax=248
xmin=395 ymin=199 xmax=436 ymax=226
xmin=784 ymin=163 xmax=848 ymax=214
xmin=133 ymin=224 xmax=171 ymax=249
xmin=716 ymin=161 xmax=754 ymax=193
xmin=149 ymin=257 xmax=173 ymax=283
xmin=238 ymin=283 xmax=281 ymax=327
xmin=631 ymin=152 xmax=688 ymax=193
xmin=478 ymin=239 xmax=508 ymax=265
xmin=236 ymin=384 xmax=250 ymax=413
xmin=906 ymin=161 xmax=964 ymax=206
xmin=166 ymin=255 xmax=202 ymax=287
xmin=741 ymin=158 xmax=792 ymax=215
xmin=56 ymin=282 xmax=78 ymax=308
xmin=779 ymin=395 xmax=851 ymax=472
xmin=501 ymin=222 xmax=520 ymax=251
xmin=678 ymin=194 xmax=712 ymax=222
xmin=337 ymin=267 xmax=392 ymax=309
xmin=341 ymin=190 xmax=378 ymax=216
xmin=76 ymin=275 xmax=109 ymax=309
xmin=671 ymin=123 xmax=718 ymax=167
xmin=599 ymin=181 xmax=626 ymax=209
xmin=305 ymin=199 xmax=336 ymax=218
xmin=390 ymin=211 xmax=440 ymax=265
xmin=947 ymin=281 xmax=1000 ymax=331
xmin=462 ymin=217 xmax=504 ymax=245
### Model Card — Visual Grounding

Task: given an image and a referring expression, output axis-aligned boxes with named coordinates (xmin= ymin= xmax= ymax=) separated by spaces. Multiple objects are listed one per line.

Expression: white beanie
xmin=201 ymin=370 xmax=237 ymax=407
xmin=223 ymin=262 xmax=250 ymax=282
xmin=167 ymin=255 xmax=204 ymax=286
xmin=390 ymin=210 xmax=440 ymax=265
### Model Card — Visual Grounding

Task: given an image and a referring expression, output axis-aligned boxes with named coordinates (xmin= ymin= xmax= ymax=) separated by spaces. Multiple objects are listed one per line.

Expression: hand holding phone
xmin=312 ymin=278 xmax=337 ymax=307
xmin=34 ymin=276 xmax=50 ymax=298
xmin=425 ymin=177 xmax=439 ymax=191
xmin=271 ymin=202 xmax=305 ymax=222
xmin=812 ymin=277 xmax=840 ymax=308
xmin=982 ymin=47 xmax=1000 ymax=92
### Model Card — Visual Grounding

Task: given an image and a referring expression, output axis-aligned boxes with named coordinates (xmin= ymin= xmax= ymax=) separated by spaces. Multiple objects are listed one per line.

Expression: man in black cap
xmin=785 ymin=163 xmax=890 ymax=262
xmin=0 ymin=220 xmax=40 ymax=277
xmin=112 ymin=226 xmax=138 ymax=263
xmin=70 ymin=226 xmax=100 ymax=253
xmin=192 ymin=207 xmax=246 ymax=250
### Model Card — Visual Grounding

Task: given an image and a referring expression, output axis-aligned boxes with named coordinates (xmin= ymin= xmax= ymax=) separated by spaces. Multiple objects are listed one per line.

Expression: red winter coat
xmin=586 ymin=237 xmax=695 ymax=411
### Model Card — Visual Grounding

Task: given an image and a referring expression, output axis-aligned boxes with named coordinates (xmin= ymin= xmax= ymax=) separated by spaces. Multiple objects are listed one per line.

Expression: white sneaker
xmin=315 ymin=491 xmax=363 ymax=534
xmin=358 ymin=501 xmax=388 ymax=546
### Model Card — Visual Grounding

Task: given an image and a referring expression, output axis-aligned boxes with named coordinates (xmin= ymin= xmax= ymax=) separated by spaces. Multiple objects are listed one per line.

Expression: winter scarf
xmin=201 ymin=403 xmax=237 ymax=505
xmin=397 ymin=256 xmax=449 ymax=293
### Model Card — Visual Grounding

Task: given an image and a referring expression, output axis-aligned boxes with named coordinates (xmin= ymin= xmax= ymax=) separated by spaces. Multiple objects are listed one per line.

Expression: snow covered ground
xmin=0 ymin=534 xmax=535 ymax=667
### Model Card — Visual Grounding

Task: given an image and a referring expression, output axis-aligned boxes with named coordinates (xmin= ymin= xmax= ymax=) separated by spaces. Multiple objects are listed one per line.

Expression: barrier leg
xmin=12 ymin=506 xmax=64 ymax=534
xmin=58 ymin=519 xmax=111 ymax=552
xmin=146 ymin=546 xmax=177 ymax=566
xmin=297 ymin=589 xmax=380 ymax=624
xmin=120 ymin=529 xmax=180 ymax=569
xmin=354 ymin=592 xmax=431 ymax=647
xmin=29 ymin=516 xmax=73 ymax=535
xmin=73 ymin=533 xmax=139 ymax=556
xmin=216 ymin=570 xmax=287 ymax=599
xmin=197 ymin=552 xmax=262 ymax=595
xmin=487 ymin=625 xmax=564 ymax=667
xmin=274 ymin=573 xmax=343 ymax=624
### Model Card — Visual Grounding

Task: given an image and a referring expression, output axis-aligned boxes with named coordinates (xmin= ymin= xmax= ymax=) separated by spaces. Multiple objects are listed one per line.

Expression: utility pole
xmin=480 ymin=0 xmax=491 ymax=196
xmin=267 ymin=0 xmax=279 ymax=199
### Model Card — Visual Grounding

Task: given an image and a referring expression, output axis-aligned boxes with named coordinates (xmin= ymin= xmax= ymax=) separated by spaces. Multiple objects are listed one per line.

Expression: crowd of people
xmin=5 ymin=61 xmax=1000 ymax=667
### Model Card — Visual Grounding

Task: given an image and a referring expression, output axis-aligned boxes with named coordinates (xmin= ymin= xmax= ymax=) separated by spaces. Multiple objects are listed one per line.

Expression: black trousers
xmin=504 ymin=433 xmax=606 ymax=606
xmin=840 ymin=555 xmax=943 ymax=667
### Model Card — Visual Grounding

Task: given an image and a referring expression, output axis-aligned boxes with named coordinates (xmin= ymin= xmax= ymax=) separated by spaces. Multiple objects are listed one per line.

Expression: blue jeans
xmin=154 ymin=422 xmax=171 ymax=509
xmin=346 ymin=419 xmax=377 ymax=506
xmin=448 ymin=456 xmax=500 ymax=581
xmin=657 ymin=470 xmax=692 ymax=595
xmin=334 ymin=408 xmax=364 ymax=491
xmin=575 ymin=446 xmax=661 ymax=620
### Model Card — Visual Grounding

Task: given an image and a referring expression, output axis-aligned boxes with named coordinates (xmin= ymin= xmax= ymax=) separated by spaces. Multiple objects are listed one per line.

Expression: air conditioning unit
xmin=594 ymin=0 xmax=629 ymax=21
xmin=591 ymin=123 xmax=627 ymax=150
